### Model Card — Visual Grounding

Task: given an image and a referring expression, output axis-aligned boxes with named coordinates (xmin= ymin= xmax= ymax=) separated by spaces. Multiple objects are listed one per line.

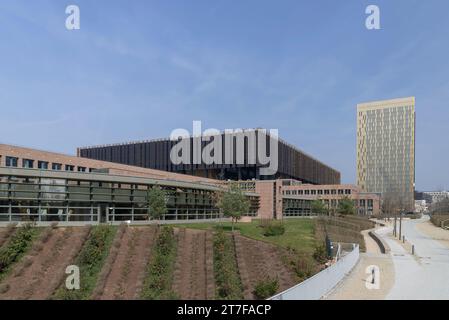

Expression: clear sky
xmin=0 ymin=0 xmax=448 ymax=190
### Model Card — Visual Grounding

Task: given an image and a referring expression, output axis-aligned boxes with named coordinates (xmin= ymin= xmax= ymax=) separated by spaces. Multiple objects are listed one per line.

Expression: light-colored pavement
xmin=384 ymin=216 xmax=449 ymax=299
xmin=416 ymin=219 xmax=449 ymax=249
xmin=326 ymin=216 xmax=449 ymax=300
xmin=325 ymin=226 xmax=395 ymax=300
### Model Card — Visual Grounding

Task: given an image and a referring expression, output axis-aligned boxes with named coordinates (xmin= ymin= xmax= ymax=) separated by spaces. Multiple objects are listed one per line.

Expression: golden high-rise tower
xmin=357 ymin=97 xmax=415 ymax=212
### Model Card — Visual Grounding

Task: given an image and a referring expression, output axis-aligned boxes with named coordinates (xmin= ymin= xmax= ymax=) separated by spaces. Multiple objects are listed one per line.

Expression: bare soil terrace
xmin=233 ymin=233 xmax=297 ymax=299
xmin=172 ymin=228 xmax=215 ymax=300
xmin=0 ymin=227 xmax=90 ymax=300
xmin=98 ymin=226 xmax=158 ymax=300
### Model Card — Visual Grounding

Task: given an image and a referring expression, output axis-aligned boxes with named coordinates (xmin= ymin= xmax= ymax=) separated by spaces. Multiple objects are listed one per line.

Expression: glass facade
xmin=0 ymin=168 xmax=259 ymax=223
xmin=357 ymin=97 xmax=415 ymax=211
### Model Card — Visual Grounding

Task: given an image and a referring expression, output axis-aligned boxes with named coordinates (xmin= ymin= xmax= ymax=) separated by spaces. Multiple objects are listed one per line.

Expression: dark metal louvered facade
xmin=78 ymin=132 xmax=340 ymax=185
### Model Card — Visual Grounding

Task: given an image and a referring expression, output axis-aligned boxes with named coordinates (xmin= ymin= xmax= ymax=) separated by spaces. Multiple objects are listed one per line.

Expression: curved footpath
xmin=384 ymin=216 xmax=449 ymax=299
xmin=326 ymin=216 xmax=449 ymax=300
xmin=325 ymin=225 xmax=394 ymax=300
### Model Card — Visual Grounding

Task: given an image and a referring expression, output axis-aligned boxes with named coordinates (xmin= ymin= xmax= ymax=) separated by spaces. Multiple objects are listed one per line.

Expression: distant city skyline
xmin=0 ymin=1 xmax=448 ymax=190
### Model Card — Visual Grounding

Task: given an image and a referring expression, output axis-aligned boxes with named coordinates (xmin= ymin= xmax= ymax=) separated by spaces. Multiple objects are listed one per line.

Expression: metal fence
xmin=269 ymin=243 xmax=359 ymax=300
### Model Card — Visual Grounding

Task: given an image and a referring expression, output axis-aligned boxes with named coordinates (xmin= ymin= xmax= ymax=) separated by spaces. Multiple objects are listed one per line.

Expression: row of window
xmin=3 ymin=156 xmax=90 ymax=173
xmin=283 ymin=188 xmax=352 ymax=196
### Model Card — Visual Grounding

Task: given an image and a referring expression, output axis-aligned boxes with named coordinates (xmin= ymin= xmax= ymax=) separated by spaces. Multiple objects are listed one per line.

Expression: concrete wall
xmin=269 ymin=244 xmax=360 ymax=300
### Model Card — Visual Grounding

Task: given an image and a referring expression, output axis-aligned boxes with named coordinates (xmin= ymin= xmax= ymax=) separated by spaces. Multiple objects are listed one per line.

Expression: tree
xmin=147 ymin=185 xmax=168 ymax=225
xmin=337 ymin=197 xmax=356 ymax=216
xmin=311 ymin=200 xmax=328 ymax=216
xmin=217 ymin=182 xmax=250 ymax=231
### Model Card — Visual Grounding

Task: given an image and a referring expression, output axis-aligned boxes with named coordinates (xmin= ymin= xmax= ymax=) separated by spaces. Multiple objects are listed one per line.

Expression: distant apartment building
xmin=357 ymin=97 xmax=415 ymax=212
xmin=422 ymin=191 xmax=449 ymax=204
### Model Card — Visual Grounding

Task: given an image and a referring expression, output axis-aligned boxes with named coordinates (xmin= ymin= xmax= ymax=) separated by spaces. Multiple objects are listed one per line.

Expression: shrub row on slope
xmin=140 ymin=226 xmax=177 ymax=299
xmin=0 ymin=223 xmax=39 ymax=281
xmin=213 ymin=231 xmax=243 ymax=299
xmin=53 ymin=225 xmax=117 ymax=300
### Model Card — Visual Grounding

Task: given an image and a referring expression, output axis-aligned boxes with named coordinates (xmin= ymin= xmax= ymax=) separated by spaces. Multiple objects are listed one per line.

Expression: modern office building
xmin=0 ymin=143 xmax=377 ymax=224
xmin=236 ymin=179 xmax=380 ymax=218
xmin=78 ymin=129 xmax=341 ymax=185
xmin=0 ymin=144 xmax=259 ymax=223
xmin=357 ymin=97 xmax=415 ymax=212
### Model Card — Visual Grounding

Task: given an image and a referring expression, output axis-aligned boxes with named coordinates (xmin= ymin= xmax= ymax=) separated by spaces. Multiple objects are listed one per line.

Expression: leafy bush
xmin=313 ymin=243 xmax=328 ymax=264
xmin=0 ymin=223 xmax=37 ymax=278
xmin=263 ymin=223 xmax=285 ymax=237
xmin=140 ymin=226 xmax=178 ymax=299
xmin=53 ymin=225 xmax=116 ymax=300
xmin=282 ymin=247 xmax=318 ymax=281
xmin=253 ymin=276 xmax=279 ymax=299
xmin=213 ymin=231 xmax=243 ymax=299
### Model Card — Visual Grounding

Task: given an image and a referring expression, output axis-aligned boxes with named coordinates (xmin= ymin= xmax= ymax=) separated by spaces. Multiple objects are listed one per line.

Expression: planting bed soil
xmin=0 ymin=227 xmax=90 ymax=300
xmin=172 ymin=228 xmax=215 ymax=300
xmin=233 ymin=233 xmax=297 ymax=299
xmin=99 ymin=226 xmax=158 ymax=300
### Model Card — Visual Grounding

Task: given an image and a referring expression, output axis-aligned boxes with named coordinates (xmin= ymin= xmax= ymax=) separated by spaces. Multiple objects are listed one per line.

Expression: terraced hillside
xmin=0 ymin=221 xmax=319 ymax=300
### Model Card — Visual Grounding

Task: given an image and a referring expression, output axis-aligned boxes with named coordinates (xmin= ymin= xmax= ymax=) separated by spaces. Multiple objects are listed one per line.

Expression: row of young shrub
xmin=140 ymin=226 xmax=178 ymax=299
xmin=53 ymin=225 xmax=117 ymax=300
xmin=213 ymin=230 xmax=244 ymax=299
xmin=430 ymin=213 xmax=449 ymax=228
xmin=0 ymin=223 xmax=39 ymax=281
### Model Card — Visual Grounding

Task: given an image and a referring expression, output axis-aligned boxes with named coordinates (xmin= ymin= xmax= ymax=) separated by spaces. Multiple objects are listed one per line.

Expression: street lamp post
xmin=394 ymin=214 xmax=397 ymax=237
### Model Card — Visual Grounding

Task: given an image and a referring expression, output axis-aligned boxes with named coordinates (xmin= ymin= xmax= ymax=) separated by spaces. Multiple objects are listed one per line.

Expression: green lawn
xmin=174 ymin=218 xmax=317 ymax=254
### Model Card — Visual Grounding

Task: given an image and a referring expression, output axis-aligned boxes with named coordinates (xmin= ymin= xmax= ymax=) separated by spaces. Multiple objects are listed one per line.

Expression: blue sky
xmin=0 ymin=0 xmax=448 ymax=190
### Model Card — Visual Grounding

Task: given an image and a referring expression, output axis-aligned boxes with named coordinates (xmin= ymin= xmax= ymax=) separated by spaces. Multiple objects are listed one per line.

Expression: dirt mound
xmin=233 ymin=234 xmax=297 ymax=299
xmin=98 ymin=226 xmax=157 ymax=300
xmin=172 ymin=228 xmax=215 ymax=300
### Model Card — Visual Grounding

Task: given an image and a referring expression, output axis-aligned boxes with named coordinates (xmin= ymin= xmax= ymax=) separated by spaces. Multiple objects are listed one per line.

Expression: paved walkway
xmin=327 ymin=216 xmax=449 ymax=299
xmin=385 ymin=216 xmax=449 ymax=299
xmin=325 ymin=226 xmax=395 ymax=300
